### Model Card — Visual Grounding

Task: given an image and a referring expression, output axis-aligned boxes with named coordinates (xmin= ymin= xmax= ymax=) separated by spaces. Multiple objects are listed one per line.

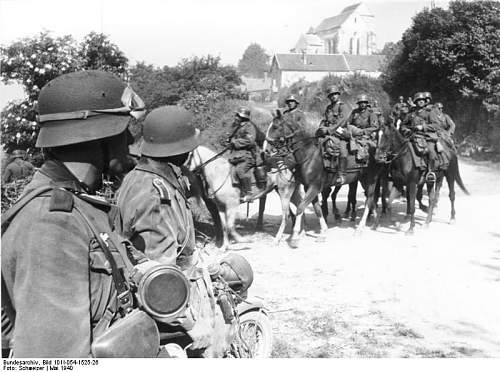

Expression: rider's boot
xmin=335 ymin=157 xmax=347 ymax=186
xmin=239 ymin=177 xmax=253 ymax=203
xmin=426 ymin=156 xmax=437 ymax=183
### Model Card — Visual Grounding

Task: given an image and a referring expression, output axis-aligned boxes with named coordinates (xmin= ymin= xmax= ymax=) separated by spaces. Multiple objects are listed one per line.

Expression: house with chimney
xmin=270 ymin=2 xmax=386 ymax=92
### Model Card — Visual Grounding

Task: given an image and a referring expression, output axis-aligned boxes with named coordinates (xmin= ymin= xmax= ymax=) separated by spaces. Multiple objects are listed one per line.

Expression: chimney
xmin=301 ymin=50 xmax=307 ymax=65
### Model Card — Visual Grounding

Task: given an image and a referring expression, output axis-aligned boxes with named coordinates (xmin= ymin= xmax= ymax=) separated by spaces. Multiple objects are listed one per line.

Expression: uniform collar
xmin=135 ymin=157 xmax=185 ymax=192
xmin=38 ymin=159 xmax=89 ymax=193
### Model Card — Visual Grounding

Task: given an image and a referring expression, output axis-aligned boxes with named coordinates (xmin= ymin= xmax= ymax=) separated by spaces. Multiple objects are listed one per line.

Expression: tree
xmin=381 ymin=0 xmax=500 ymax=143
xmin=79 ymin=31 xmax=128 ymax=75
xmin=238 ymin=43 xmax=270 ymax=78
xmin=0 ymin=31 xmax=129 ymax=159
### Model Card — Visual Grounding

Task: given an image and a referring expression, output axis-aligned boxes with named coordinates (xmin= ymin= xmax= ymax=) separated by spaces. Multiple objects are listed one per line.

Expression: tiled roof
xmin=344 ymin=54 xmax=386 ymax=72
xmin=341 ymin=3 xmax=361 ymax=14
xmin=315 ymin=12 xmax=351 ymax=32
xmin=273 ymin=54 xmax=349 ymax=72
xmin=273 ymin=53 xmax=386 ymax=73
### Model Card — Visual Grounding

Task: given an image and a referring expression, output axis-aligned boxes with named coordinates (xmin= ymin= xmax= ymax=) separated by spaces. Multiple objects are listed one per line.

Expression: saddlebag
xmin=412 ymin=135 xmax=428 ymax=156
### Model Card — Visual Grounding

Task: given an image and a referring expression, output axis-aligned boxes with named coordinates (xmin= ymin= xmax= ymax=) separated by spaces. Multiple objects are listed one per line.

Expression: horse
xmin=188 ymin=144 xmax=302 ymax=249
xmin=375 ymin=124 xmax=469 ymax=234
xmin=267 ymin=116 xmax=386 ymax=247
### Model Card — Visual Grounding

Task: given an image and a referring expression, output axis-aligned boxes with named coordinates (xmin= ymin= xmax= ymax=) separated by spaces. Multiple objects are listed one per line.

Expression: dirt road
xmin=222 ymin=158 xmax=500 ymax=357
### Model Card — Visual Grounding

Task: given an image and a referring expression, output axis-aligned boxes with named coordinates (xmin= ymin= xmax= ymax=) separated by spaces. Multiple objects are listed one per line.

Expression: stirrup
xmin=240 ymin=195 xmax=254 ymax=203
xmin=426 ymin=171 xmax=436 ymax=183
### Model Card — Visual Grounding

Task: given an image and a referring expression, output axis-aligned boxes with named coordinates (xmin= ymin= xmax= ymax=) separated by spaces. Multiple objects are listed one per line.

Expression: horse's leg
xmin=387 ymin=184 xmax=400 ymax=228
xmin=290 ymin=184 xmax=321 ymax=248
xmin=321 ymin=186 xmax=331 ymax=222
xmin=331 ymin=185 xmax=342 ymax=221
xmin=203 ymin=196 xmax=223 ymax=247
xmin=446 ymin=169 xmax=456 ymax=224
xmin=256 ymin=194 xmax=267 ymax=231
xmin=355 ymin=184 xmax=375 ymax=235
xmin=406 ymin=181 xmax=417 ymax=235
xmin=425 ymin=175 xmax=440 ymax=227
xmin=218 ymin=210 xmax=230 ymax=251
xmin=381 ymin=174 xmax=389 ymax=215
xmin=349 ymin=181 xmax=359 ymax=222
xmin=275 ymin=187 xmax=293 ymax=244
xmin=311 ymin=195 xmax=328 ymax=242
xmin=227 ymin=206 xmax=251 ymax=244
xmin=417 ymin=183 xmax=428 ymax=213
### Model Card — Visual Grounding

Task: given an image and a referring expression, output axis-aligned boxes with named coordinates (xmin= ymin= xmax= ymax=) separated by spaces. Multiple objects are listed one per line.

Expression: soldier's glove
xmin=186 ymin=316 xmax=213 ymax=350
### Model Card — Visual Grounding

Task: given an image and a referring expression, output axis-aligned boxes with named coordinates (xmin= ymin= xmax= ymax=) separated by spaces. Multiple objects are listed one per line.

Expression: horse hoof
xmin=289 ymin=239 xmax=300 ymax=249
xmin=350 ymin=216 xmax=356 ymax=222
xmin=334 ymin=214 xmax=341 ymax=221
xmin=353 ymin=229 xmax=363 ymax=237
xmin=449 ymin=218 xmax=456 ymax=225
xmin=424 ymin=223 xmax=430 ymax=229
xmin=420 ymin=205 xmax=429 ymax=213
xmin=255 ymin=224 xmax=264 ymax=232
xmin=405 ymin=230 xmax=414 ymax=236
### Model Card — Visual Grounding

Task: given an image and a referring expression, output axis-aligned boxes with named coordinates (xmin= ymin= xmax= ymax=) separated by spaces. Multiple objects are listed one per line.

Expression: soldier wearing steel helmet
xmin=1 ymin=70 xmax=150 ymax=357
xmin=227 ymin=107 xmax=263 ymax=202
xmin=115 ymin=106 xmax=226 ymax=355
xmin=324 ymin=85 xmax=348 ymax=128
xmin=401 ymin=92 xmax=441 ymax=180
xmin=281 ymin=95 xmax=307 ymax=134
xmin=1 ymin=149 xmax=34 ymax=184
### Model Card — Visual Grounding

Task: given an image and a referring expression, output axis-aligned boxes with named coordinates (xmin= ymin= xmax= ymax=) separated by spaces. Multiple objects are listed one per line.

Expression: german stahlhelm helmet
xmin=327 ymin=85 xmax=341 ymax=96
xmin=285 ymin=95 xmax=299 ymax=104
xmin=236 ymin=107 xmax=251 ymax=120
xmin=356 ymin=94 xmax=369 ymax=104
xmin=423 ymin=91 xmax=432 ymax=100
xmin=141 ymin=106 xmax=201 ymax=157
xmin=36 ymin=70 xmax=145 ymax=148
xmin=413 ymin=92 xmax=426 ymax=102
xmin=11 ymin=149 xmax=25 ymax=159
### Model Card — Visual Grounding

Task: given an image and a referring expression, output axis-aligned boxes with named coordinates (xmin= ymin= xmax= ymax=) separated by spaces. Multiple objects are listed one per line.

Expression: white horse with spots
xmin=188 ymin=143 xmax=303 ymax=250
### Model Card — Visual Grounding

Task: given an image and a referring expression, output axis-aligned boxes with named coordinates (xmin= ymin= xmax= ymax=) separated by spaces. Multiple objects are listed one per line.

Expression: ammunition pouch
xmin=92 ymin=309 xmax=160 ymax=358
xmin=229 ymin=155 xmax=244 ymax=165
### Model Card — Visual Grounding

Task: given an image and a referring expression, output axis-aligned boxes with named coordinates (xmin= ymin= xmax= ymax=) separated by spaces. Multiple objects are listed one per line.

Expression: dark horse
xmin=375 ymin=124 xmax=469 ymax=234
xmin=267 ymin=121 xmax=387 ymax=248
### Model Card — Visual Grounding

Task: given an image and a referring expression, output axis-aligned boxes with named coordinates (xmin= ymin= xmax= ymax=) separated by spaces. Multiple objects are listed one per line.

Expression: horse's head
xmin=374 ymin=123 xmax=398 ymax=163
xmin=186 ymin=146 xmax=203 ymax=172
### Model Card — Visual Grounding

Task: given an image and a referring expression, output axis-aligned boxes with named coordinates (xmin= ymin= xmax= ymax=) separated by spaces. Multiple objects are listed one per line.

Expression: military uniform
xmin=347 ymin=107 xmax=379 ymax=137
xmin=391 ymin=102 xmax=405 ymax=119
xmin=325 ymin=101 xmax=348 ymax=125
xmin=282 ymin=107 xmax=306 ymax=134
xmin=116 ymin=158 xmax=195 ymax=267
xmin=402 ymin=106 xmax=441 ymax=171
xmin=2 ymin=159 xmax=34 ymax=183
xmin=2 ymin=161 xmax=127 ymax=357
xmin=229 ymin=120 xmax=258 ymax=181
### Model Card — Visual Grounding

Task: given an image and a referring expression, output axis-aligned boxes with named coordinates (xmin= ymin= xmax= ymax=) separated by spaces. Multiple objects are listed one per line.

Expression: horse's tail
xmin=453 ymin=155 xmax=470 ymax=195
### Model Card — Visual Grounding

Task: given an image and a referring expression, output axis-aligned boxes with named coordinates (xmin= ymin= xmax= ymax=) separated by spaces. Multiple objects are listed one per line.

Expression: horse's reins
xmin=191 ymin=148 xmax=231 ymax=199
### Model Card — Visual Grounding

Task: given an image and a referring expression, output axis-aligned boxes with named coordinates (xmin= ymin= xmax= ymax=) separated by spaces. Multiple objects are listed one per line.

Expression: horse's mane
xmin=194 ymin=145 xmax=230 ymax=170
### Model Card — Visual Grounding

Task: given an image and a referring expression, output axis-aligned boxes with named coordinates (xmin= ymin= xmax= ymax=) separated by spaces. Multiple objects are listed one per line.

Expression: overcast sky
xmin=0 ymin=0 xmax=448 ymax=107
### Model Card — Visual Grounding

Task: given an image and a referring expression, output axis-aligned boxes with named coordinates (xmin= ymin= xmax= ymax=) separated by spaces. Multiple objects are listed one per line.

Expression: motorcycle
xmin=159 ymin=251 xmax=272 ymax=358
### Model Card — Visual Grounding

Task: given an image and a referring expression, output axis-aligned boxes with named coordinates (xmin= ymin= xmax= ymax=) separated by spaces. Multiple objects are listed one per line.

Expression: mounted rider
xmin=316 ymin=86 xmax=350 ymax=184
xmin=281 ymin=95 xmax=307 ymax=134
xmin=228 ymin=107 xmax=266 ymax=203
xmin=400 ymin=92 xmax=441 ymax=182
xmin=391 ymin=96 xmax=406 ymax=120
xmin=346 ymin=94 xmax=380 ymax=158
xmin=370 ymin=99 xmax=385 ymax=126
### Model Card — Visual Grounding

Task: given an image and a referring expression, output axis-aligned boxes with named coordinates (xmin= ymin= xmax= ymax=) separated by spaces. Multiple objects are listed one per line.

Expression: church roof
xmin=303 ymin=33 xmax=323 ymax=46
xmin=315 ymin=3 xmax=361 ymax=32
xmin=272 ymin=53 xmax=386 ymax=72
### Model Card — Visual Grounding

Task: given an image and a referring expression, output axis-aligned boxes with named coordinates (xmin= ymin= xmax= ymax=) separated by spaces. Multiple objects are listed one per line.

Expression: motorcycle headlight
xmin=131 ymin=261 xmax=190 ymax=322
